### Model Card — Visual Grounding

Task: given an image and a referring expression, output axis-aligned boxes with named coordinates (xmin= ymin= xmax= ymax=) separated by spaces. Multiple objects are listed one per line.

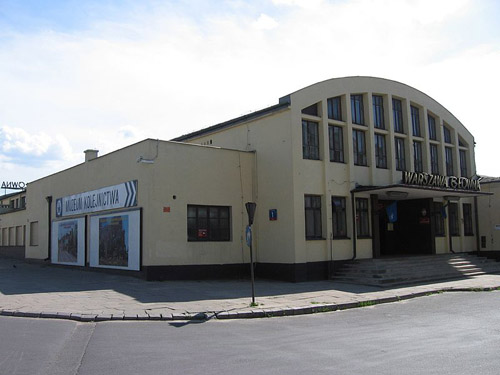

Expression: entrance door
xmin=378 ymin=198 xmax=434 ymax=256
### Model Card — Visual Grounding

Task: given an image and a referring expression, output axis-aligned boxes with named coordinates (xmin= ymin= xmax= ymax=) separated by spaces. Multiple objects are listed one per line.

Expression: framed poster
xmin=51 ymin=217 xmax=86 ymax=266
xmin=89 ymin=209 xmax=140 ymax=271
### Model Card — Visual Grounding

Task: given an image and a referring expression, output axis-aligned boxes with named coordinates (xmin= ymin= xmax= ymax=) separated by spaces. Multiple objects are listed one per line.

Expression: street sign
xmin=246 ymin=225 xmax=252 ymax=247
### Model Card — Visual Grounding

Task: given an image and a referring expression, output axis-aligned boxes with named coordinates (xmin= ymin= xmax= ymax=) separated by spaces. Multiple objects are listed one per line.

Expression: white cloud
xmin=253 ymin=14 xmax=279 ymax=30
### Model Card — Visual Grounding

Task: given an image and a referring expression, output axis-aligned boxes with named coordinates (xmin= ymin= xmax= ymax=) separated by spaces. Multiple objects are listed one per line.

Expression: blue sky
xmin=1 ymin=0 xmax=500 ymax=187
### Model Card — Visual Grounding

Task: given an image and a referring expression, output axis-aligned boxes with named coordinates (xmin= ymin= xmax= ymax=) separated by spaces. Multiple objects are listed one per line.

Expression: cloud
xmin=253 ymin=14 xmax=279 ymax=30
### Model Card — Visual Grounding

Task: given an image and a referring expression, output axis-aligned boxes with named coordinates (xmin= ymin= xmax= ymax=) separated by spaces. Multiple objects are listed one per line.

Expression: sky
xmin=1 ymin=0 xmax=499 ymax=188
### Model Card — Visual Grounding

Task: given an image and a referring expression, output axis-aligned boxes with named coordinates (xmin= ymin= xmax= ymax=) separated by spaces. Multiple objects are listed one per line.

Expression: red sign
xmin=197 ymin=229 xmax=208 ymax=238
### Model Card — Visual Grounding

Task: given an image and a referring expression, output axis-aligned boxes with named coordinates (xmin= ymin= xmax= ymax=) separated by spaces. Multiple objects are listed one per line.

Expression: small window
xmin=356 ymin=198 xmax=370 ymax=237
xmin=411 ymin=105 xmax=421 ymax=137
xmin=302 ymin=120 xmax=320 ymax=160
xmin=445 ymin=147 xmax=454 ymax=176
xmin=351 ymin=94 xmax=365 ymax=125
xmin=448 ymin=203 xmax=459 ymax=236
xmin=327 ymin=96 xmax=342 ymax=121
xmin=30 ymin=221 xmax=39 ymax=246
xmin=413 ymin=141 xmax=423 ymax=173
xmin=332 ymin=196 xmax=347 ymax=238
xmin=301 ymin=103 xmax=319 ymax=116
xmin=392 ymin=99 xmax=404 ymax=133
xmin=433 ymin=202 xmax=445 ymax=236
xmin=459 ymin=150 xmax=468 ymax=177
xmin=430 ymin=144 xmax=439 ymax=175
xmin=353 ymin=129 xmax=367 ymax=166
xmin=428 ymin=114 xmax=437 ymax=140
xmin=443 ymin=126 xmax=452 ymax=144
xmin=328 ymin=125 xmax=344 ymax=163
xmin=395 ymin=137 xmax=406 ymax=171
xmin=375 ymin=134 xmax=387 ymax=169
xmin=463 ymin=203 xmax=473 ymax=236
xmin=372 ymin=95 xmax=385 ymax=129
xmin=305 ymin=195 xmax=322 ymax=240
xmin=187 ymin=205 xmax=231 ymax=241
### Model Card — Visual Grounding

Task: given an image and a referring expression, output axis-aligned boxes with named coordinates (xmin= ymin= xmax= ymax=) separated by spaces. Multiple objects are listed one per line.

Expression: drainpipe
xmin=447 ymin=200 xmax=454 ymax=254
xmin=45 ymin=196 xmax=52 ymax=261
xmin=474 ymin=196 xmax=480 ymax=254
xmin=351 ymin=190 xmax=357 ymax=260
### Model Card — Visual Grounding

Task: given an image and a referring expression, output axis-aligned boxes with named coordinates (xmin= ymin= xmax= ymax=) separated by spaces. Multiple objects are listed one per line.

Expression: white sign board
xmin=56 ymin=180 xmax=137 ymax=217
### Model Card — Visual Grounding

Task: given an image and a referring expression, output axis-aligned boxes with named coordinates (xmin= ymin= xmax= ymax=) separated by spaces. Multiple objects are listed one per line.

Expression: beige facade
xmin=477 ymin=178 xmax=500 ymax=252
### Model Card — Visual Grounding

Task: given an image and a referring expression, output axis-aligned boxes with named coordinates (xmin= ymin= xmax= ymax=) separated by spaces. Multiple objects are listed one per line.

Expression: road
xmin=1 ymin=291 xmax=499 ymax=375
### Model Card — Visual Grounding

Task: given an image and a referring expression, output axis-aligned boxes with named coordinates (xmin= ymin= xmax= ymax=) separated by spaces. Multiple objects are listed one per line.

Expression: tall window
xmin=395 ymin=137 xmax=406 ymax=171
xmin=353 ymin=130 xmax=367 ymax=166
xmin=375 ymin=134 xmax=387 ymax=168
xmin=411 ymin=105 xmax=421 ymax=137
xmin=459 ymin=150 xmax=468 ymax=177
xmin=430 ymin=144 xmax=439 ymax=175
xmin=392 ymin=98 xmax=404 ymax=133
xmin=301 ymin=103 xmax=319 ymax=116
xmin=356 ymin=198 xmax=369 ymax=237
xmin=445 ymin=147 xmax=454 ymax=176
xmin=187 ymin=205 xmax=231 ymax=241
xmin=327 ymin=96 xmax=342 ymax=121
xmin=329 ymin=125 xmax=344 ymax=163
xmin=332 ymin=196 xmax=347 ymax=238
xmin=463 ymin=203 xmax=473 ymax=236
xmin=372 ymin=95 xmax=385 ymax=129
xmin=351 ymin=94 xmax=364 ymax=125
xmin=413 ymin=141 xmax=423 ymax=173
xmin=448 ymin=203 xmax=459 ymax=236
xmin=305 ymin=195 xmax=322 ymax=239
xmin=433 ymin=202 xmax=445 ymax=236
xmin=428 ymin=114 xmax=437 ymax=140
xmin=302 ymin=120 xmax=319 ymax=160
xmin=443 ymin=126 xmax=452 ymax=144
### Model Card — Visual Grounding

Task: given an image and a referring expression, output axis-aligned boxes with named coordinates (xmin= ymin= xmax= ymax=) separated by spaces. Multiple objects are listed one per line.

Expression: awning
xmin=351 ymin=183 xmax=493 ymax=200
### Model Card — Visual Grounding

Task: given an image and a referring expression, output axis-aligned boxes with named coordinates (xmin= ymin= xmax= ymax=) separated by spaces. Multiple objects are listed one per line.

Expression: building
xmin=0 ymin=76 xmax=491 ymax=281
xmin=477 ymin=177 xmax=500 ymax=254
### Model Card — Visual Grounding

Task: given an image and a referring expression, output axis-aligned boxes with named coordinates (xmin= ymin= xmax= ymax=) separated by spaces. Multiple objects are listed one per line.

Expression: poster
xmin=89 ymin=209 xmax=140 ymax=271
xmin=51 ymin=217 xmax=85 ymax=266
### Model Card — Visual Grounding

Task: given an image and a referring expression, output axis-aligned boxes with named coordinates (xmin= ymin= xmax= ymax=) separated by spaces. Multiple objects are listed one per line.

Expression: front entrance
xmin=377 ymin=198 xmax=434 ymax=256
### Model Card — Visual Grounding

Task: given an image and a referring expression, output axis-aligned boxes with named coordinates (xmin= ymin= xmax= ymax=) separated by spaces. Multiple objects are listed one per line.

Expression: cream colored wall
xmin=478 ymin=183 xmax=500 ymax=251
xmin=25 ymin=139 xmax=255 ymax=266
xmin=0 ymin=209 xmax=27 ymax=247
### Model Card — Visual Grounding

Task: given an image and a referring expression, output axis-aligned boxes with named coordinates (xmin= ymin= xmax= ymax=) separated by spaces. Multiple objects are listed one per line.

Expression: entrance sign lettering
xmin=1 ymin=181 xmax=26 ymax=190
xmin=56 ymin=180 xmax=138 ymax=217
xmin=402 ymin=172 xmax=480 ymax=191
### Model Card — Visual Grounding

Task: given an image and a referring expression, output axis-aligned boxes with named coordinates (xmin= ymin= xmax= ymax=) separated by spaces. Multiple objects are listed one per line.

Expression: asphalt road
xmin=1 ymin=291 xmax=500 ymax=375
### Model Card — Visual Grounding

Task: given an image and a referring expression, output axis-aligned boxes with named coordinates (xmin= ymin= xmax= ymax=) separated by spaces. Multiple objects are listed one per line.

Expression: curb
xmin=1 ymin=286 xmax=498 ymax=322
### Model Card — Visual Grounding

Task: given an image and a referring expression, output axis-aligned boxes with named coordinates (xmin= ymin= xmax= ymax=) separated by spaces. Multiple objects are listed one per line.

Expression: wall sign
xmin=1 ymin=181 xmax=26 ymax=190
xmin=51 ymin=217 xmax=86 ymax=266
xmin=56 ymin=180 xmax=137 ymax=217
xmin=402 ymin=172 xmax=480 ymax=191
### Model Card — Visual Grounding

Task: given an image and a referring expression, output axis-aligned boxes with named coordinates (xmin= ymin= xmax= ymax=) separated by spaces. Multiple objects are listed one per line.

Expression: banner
xmin=56 ymin=180 xmax=137 ymax=217
xmin=51 ymin=217 xmax=86 ymax=266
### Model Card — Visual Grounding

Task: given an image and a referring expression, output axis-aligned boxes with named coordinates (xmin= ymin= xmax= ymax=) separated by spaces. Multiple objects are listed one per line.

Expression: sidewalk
xmin=1 ymin=257 xmax=499 ymax=322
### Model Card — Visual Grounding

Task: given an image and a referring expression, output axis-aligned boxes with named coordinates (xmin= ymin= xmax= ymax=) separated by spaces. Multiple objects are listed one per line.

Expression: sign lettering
xmin=1 ymin=181 xmax=26 ymax=190
xmin=402 ymin=172 xmax=480 ymax=191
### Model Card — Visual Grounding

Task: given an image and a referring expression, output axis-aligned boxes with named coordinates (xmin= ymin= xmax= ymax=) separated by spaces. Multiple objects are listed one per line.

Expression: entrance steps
xmin=334 ymin=253 xmax=500 ymax=287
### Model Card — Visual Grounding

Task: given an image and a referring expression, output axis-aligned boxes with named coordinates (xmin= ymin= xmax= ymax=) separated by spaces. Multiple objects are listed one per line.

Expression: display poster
xmin=89 ymin=210 xmax=140 ymax=271
xmin=51 ymin=217 xmax=86 ymax=266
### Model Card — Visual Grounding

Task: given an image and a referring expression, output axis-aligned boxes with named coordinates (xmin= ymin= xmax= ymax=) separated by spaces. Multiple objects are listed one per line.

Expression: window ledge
xmin=333 ymin=236 xmax=351 ymax=240
xmin=306 ymin=237 xmax=326 ymax=241
xmin=357 ymin=236 xmax=372 ymax=239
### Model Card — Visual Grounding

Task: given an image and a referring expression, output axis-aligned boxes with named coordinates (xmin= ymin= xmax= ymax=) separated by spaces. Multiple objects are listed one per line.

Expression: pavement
xmin=1 ymin=257 xmax=500 ymax=322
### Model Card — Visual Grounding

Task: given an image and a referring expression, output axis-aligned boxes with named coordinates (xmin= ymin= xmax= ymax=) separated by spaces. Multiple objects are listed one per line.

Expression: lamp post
xmin=245 ymin=202 xmax=257 ymax=305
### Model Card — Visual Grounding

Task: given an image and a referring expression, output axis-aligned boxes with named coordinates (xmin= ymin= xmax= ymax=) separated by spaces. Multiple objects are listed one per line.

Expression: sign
xmin=269 ymin=209 xmax=278 ymax=221
xmin=1 ymin=181 xmax=26 ymax=190
xmin=495 ymin=225 xmax=500 ymax=231
xmin=246 ymin=225 xmax=252 ymax=247
xmin=402 ymin=171 xmax=480 ymax=191
xmin=56 ymin=180 xmax=137 ymax=217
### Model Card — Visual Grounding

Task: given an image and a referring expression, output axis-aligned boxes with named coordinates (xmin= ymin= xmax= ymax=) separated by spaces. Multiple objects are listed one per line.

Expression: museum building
xmin=0 ymin=77 xmax=492 ymax=282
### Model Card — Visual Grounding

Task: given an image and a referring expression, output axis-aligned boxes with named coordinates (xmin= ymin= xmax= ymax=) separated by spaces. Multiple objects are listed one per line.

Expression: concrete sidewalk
xmin=1 ymin=258 xmax=499 ymax=322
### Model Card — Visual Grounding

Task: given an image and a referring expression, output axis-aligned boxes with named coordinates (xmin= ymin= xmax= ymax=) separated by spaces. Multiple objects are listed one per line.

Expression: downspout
xmin=447 ymin=200 xmax=454 ymax=254
xmin=45 ymin=196 xmax=52 ymax=261
xmin=474 ymin=196 xmax=480 ymax=254
xmin=351 ymin=190 xmax=357 ymax=260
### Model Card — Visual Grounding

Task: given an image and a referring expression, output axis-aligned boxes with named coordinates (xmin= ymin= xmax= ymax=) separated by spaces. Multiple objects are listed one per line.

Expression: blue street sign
xmin=246 ymin=225 xmax=252 ymax=247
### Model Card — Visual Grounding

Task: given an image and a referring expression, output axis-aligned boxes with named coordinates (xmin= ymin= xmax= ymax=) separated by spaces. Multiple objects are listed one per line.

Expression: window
xmin=351 ymin=94 xmax=364 ymax=125
xmin=413 ymin=141 xmax=423 ymax=173
xmin=459 ymin=150 xmax=468 ymax=177
xmin=352 ymin=130 xmax=367 ymax=166
xmin=301 ymin=103 xmax=319 ymax=116
xmin=430 ymin=144 xmax=439 ymax=175
xmin=332 ymin=196 xmax=347 ymax=238
xmin=428 ymin=114 xmax=437 ymax=140
xmin=463 ymin=203 xmax=473 ymax=236
xmin=433 ymin=202 xmax=445 ymax=236
xmin=305 ymin=195 xmax=322 ymax=239
xmin=187 ymin=205 xmax=231 ymax=241
xmin=372 ymin=95 xmax=385 ymax=129
xmin=395 ymin=137 xmax=406 ymax=171
xmin=392 ymin=98 xmax=404 ymax=133
xmin=29 ymin=221 xmax=39 ymax=246
xmin=445 ymin=147 xmax=454 ymax=176
xmin=411 ymin=105 xmax=421 ymax=137
xmin=20 ymin=196 xmax=26 ymax=209
xmin=327 ymin=96 xmax=342 ymax=121
xmin=443 ymin=126 xmax=452 ymax=144
xmin=329 ymin=126 xmax=344 ymax=163
xmin=375 ymin=134 xmax=387 ymax=169
xmin=302 ymin=120 xmax=320 ymax=160
xmin=448 ymin=203 xmax=459 ymax=236
xmin=356 ymin=198 xmax=370 ymax=237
